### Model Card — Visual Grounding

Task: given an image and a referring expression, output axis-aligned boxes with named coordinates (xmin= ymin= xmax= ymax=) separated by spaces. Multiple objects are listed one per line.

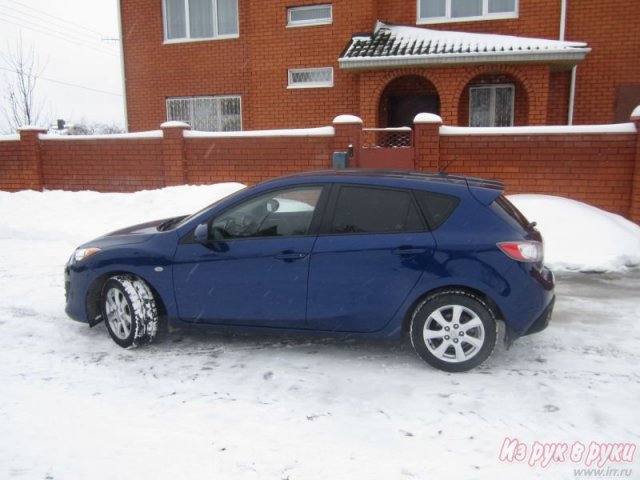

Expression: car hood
xmin=107 ymin=218 xmax=172 ymax=236
xmin=80 ymin=217 xmax=177 ymax=249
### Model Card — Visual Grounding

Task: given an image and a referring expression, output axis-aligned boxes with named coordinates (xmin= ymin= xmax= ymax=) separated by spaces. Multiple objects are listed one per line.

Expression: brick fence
xmin=1 ymin=112 xmax=639 ymax=223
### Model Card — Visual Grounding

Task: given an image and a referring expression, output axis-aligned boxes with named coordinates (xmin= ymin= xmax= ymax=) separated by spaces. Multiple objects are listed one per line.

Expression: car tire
xmin=410 ymin=291 xmax=497 ymax=372
xmin=102 ymin=275 xmax=159 ymax=348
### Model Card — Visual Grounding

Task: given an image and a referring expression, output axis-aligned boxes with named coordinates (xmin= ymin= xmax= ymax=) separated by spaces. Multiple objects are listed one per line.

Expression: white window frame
xmin=417 ymin=0 xmax=518 ymax=25
xmin=287 ymin=67 xmax=334 ymax=89
xmin=166 ymin=95 xmax=242 ymax=131
xmin=162 ymin=0 xmax=239 ymax=44
xmin=469 ymin=84 xmax=515 ymax=127
xmin=287 ymin=4 xmax=333 ymax=27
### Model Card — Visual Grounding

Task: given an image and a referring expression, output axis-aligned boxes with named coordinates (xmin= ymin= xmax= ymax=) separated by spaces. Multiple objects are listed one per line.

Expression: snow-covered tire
xmin=410 ymin=291 xmax=497 ymax=372
xmin=101 ymin=275 xmax=158 ymax=348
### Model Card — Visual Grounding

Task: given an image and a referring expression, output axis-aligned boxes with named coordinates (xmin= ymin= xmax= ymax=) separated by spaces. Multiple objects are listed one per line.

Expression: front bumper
xmin=64 ymin=262 xmax=97 ymax=323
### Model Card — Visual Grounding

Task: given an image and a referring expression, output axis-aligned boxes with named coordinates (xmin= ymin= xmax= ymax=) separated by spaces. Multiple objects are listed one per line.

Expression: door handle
xmin=392 ymin=246 xmax=427 ymax=256
xmin=275 ymin=251 xmax=308 ymax=261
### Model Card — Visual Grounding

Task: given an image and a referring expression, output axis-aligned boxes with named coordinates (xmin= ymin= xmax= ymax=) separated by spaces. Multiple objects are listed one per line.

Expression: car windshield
xmin=172 ymin=186 xmax=248 ymax=229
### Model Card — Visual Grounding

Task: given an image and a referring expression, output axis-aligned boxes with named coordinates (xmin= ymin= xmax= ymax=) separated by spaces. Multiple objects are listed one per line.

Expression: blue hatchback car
xmin=65 ymin=170 xmax=554 ymax=371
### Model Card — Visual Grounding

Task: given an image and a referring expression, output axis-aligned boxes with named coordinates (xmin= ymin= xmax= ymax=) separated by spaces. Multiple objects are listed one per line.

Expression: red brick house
xmin=119 ymin=0 xmax=640 ymax=132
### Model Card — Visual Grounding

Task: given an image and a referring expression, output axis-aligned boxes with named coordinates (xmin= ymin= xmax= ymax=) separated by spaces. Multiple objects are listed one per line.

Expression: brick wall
xmin=567 ymin=1 xmax=640 ymax=124
xmin=40 ymin=137 xmax=164 ymax=192
xmin=185 ymin=135 xmax=333 ymax=185
xmin=0 ymin=136 xmax=27 ymax=191
xmin=439 ymin=132 xmax=635 ymax=216
xmin=120 ymin=0 xmax=640 ymax=131
xmin=0 ymin=118 xmax=638 ymax=223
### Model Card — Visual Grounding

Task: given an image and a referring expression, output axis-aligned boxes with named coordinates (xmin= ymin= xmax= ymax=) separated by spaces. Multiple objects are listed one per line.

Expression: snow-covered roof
xmin=339 ymin=21 xmax=590 ymax=70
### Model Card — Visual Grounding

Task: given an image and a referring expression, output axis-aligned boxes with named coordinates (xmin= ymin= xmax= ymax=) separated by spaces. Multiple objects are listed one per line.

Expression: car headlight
xmin=74 ymin=247 xmax=102 ymax=262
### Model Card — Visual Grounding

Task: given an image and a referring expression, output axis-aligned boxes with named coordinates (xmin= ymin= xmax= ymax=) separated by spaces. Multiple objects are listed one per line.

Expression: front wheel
xmin=102 ymin=275 xmax=159 ymax=348
xmin=410 ymin=291 xmax=497 ymax=372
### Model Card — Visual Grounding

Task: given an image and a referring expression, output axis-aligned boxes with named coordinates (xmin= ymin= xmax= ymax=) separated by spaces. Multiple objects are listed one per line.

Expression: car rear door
xmin=306 ymin=184 xmax=436 ymax=333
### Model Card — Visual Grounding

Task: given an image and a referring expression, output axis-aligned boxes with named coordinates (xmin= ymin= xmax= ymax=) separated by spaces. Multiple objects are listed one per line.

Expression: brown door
xmin=388 ymin=95 xmax=440 ymax=127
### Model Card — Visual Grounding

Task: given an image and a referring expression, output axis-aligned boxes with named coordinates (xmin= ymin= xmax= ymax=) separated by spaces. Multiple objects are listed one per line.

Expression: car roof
xmin=266 ymin=169 xmax=504 ymax=194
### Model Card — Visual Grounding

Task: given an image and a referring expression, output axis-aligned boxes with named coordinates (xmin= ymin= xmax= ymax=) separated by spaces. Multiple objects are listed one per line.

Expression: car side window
xmin=330 ymin=186 xmax=424 ymax=234
xmin=413 ymin=190 xmax=460 ymax=230
xmin=211 ymin=186 xmax=323 ymax=239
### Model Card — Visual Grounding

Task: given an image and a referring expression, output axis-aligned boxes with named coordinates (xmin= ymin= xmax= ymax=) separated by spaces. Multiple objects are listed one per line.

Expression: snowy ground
xmin=0 ymin=186 xmax=639 ymax=480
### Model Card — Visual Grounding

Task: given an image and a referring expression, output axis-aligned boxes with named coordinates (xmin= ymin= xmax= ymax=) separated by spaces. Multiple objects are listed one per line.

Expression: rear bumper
xmin=523 ymin=294 xmax=555 ymax=336
xmin=500 ymin=264 xmax=555 ymax=346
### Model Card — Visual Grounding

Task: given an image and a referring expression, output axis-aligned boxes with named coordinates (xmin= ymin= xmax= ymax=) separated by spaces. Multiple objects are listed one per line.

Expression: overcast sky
xmin=0 ymin=0 xmax=123 ymax=133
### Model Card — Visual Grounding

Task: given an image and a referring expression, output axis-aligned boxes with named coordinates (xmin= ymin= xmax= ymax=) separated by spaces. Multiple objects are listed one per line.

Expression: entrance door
xmin=388 ymin=95 xmax=440 ymax=127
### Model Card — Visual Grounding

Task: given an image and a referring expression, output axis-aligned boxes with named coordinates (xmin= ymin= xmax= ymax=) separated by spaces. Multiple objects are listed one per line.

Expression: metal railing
xmin=362 ymin=127 xmax=413 ymax=148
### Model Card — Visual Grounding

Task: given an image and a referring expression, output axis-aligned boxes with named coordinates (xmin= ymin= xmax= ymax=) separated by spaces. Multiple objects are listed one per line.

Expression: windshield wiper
xmin=158 ymin=216 xmax=187 ymax=231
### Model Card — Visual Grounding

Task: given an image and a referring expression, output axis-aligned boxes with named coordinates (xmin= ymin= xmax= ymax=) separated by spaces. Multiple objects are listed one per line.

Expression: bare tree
xmin=1 ymin=39 xmax=46 ymax=132
xmin=56 ymin=121 xmax=125 ymax=135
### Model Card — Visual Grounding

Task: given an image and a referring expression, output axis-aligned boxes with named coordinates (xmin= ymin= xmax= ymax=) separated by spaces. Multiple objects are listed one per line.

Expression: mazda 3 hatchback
xmin=65 ymin=170 xmax=555 ymax=372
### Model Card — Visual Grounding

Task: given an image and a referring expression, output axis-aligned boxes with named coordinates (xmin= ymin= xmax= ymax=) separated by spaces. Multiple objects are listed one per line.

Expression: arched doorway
xmin=378 ymin=75 xmax=440 ymax=128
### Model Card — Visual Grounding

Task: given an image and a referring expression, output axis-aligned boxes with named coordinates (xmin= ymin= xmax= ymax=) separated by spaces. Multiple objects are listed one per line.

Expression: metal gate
xmin=358 ymin=127 xmax=415 ymax=170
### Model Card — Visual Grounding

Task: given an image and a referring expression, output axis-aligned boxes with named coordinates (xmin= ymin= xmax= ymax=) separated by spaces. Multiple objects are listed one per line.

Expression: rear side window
xmin=330 ymin=186 xmax=424 ymax=234
xmin=491 ymin=195 xmax=532 ymax=232
xmin=413 ymin=190 xmax=460 ymax=230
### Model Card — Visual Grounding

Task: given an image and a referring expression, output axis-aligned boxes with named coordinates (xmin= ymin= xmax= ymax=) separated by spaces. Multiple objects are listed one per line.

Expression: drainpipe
xmin=568 ymin=66 xmax=577 ymax=125
xmin=560 ymin=0 xmax=577 ymax=125
xmin=559 ymin=0 xmax=567 ymax=40
xmin=117 ymin=0 xmax=129 ymax=132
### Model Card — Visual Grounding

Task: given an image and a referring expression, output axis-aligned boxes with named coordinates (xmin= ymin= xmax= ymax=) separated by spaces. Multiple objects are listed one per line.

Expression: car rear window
xmin=491 ymin=195 xmax=532 ymax=232
xmin=330 ymin=186 xmax=424 ymax=234
xmin=413 ymin=190 xmax=460 ymax=230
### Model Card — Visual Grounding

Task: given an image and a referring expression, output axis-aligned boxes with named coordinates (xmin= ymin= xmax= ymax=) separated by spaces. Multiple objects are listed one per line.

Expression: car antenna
xmin=439 ymin=156 xmax=457 ymax=175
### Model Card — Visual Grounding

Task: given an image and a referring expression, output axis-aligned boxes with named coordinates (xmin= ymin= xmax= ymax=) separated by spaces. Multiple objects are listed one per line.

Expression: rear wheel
xmin=410 ymin=291 xmax=497 ymax=372
xmin=102 ymin=275 xmax=158 ymax=348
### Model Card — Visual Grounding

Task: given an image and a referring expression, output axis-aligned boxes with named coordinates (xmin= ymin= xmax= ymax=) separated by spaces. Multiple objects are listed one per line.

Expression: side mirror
xmin=194 ymin=223 xmax=210 ymax=243
xmin=266 ymin=198 xmax=280 ymax=213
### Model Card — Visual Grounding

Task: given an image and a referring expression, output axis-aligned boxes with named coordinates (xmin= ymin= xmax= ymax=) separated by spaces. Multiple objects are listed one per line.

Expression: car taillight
xmin=497 ymin=241 xmax=543 ymax=263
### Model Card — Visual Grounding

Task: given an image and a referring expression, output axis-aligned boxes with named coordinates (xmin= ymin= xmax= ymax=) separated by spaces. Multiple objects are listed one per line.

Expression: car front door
xmin=173 ymin=185 xmax=326 ymax=327
xmin=306 ymin=185 xmax=436 ymax=333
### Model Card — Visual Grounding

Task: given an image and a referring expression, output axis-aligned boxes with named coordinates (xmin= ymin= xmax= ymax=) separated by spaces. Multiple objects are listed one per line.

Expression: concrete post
xmin=630 ymin=106 xmax=640 ymax=223
xmin=332 ymin=115 xmax=363 ymax=168
xmin=413 ymin=113 xmax=442 ymax=172
xmin=18 ymin=127 xmax=47 ymax=190
xmin=161 ymin=121 xmax=190 ymax=186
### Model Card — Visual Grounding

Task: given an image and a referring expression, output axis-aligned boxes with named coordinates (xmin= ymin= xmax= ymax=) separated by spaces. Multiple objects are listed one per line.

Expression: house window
xmin=469 ymin=85 xmax=514 ymax=127
xmin=166 ymin=96 xmax=242 ymax=131
xmin=287 ymin=4 xmax=333 ymax=27
xmin=163 ymin=0 xmax=239 ymax=42
xmin=418 ymin=0 xmax=517 ymax=23
xmin=288 ymin=67 xmax=334 ymax=88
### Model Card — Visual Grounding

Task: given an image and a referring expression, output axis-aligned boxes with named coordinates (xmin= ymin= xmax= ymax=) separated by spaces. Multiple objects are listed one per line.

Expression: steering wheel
xmin=224 ymin=215 xmax=256 ymax=237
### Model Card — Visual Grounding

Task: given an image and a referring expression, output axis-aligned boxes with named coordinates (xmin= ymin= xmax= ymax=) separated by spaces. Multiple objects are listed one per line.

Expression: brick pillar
xmin=18 ymin=127 xmax=47 ymax=190
xmin=161 ymin=121 xmax=190 ymax=186
xmin=414 ymin=113 xmax=442 ymax=172
xmin=333 ymin=115 xmax=362 ymax=168
xmin=630 ymin=106 xmax=640 ymax=223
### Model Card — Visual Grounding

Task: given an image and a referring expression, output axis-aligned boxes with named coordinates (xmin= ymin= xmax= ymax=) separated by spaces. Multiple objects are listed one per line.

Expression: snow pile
xmin=0 ymin=183 xmax=245 ymax=247
xmin=0 ymin=185 xmax=639 ymax=479
xmin=509 ymin=194 xmax=640 ymax=272
xmin=0 ymin=185 xmax=637 ymax=273
xmin=440 ymin=123 xmax=636 ymax=135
